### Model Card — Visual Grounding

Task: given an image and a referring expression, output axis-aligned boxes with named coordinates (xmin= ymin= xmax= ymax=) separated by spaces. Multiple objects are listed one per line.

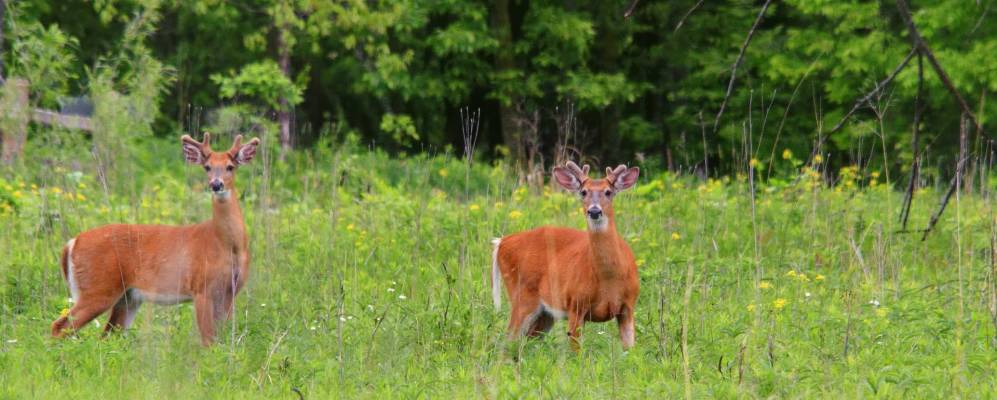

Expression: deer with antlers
xmin=492 ymin=161 xmax=640 ymax=350
xmin=50 ymin=133 xmax=260 ymax=346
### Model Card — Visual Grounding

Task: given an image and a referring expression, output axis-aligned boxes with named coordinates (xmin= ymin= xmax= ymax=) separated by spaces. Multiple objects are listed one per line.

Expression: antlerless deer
xmin=492 ymin=162 xmax=640 ymax=350
xmin=51 ymin=133 xmax=260 ymax=346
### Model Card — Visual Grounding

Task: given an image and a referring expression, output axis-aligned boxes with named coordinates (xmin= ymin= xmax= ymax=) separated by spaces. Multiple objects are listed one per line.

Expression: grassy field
xmin=1 ymin=135 xmax=996 ymax=398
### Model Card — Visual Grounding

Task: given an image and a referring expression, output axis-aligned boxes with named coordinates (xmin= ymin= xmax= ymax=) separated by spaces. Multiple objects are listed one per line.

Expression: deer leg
xmin=194 ymin=294 xmax=217 ymax=346
xmin=103 ymin=289 xmax=143 ymax=335
xmin=506 ymin=295 xmax=541 ymax=340
xmin=617 ymin=308 xmax=635 ymax=350
xmin=567 ymin=311 xmax=585 ymax=352
xmin=213 ymin=282 xmax=239 ymax=322
xmin=51 ymin=293 xmax=119 ymax=338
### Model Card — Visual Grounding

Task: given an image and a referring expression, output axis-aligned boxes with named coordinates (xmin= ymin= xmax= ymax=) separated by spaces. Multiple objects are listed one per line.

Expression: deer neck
xmin=588 ymin=207 xmax=624 ymax=280
xmin=211 ymin=188 xmax=247 ymax=251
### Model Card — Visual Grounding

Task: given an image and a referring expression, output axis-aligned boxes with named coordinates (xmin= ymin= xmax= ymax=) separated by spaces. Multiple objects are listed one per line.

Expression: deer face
xmin=181 ymin=133 xmax=260 ymax=199
xmin=553 ymin=161 xmax=639 ymax=231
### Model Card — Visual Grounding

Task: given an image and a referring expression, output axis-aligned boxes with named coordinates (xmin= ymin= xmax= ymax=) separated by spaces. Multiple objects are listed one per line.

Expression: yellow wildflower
xmin=671 ymin=232 xmax=681 ymax=241
xmin=636 ymin=259 xmax=646 ymax=267
xmin=813 ymin=154 xmax=823 ymax=164
xmin=12 ymin=191 xmax=22 ymax=199
xmin=508 ymin=210 xmax=523 ymax=219
xmin=749 ymin=158 xmax=760 ymax=168
xmin=815 ymin=274 xmax=825 ymax=281
xmin=75 ymin=193 xmax=86 ymax=202
xmin=438 ymin=168 xmax=449 ymax=177
xmin=30 ymin=184 xmax=37 ymax=190
xmin=78 ymin=182 xmax=87 ymax=189
xmin=346 ymin=223 xmax=355 ymax=231
xmin=797 ymin=273 xmax=809 ymax=282
xmin=785 ymin=270 xmax=797 ymax=278
xmin=747 ymin=304 xmax=756 ymax=312
xmin=494 ymin=202 xmax=505 ymax=209
xmin=773 ymin=298 xmax=788 ymax=310
xmin=59 ymin=308 xmax=70 ymax=318
xmin=870 ymin=171 xmax=880 ymax=179
xmin=757 ymin=281 xmax=772 ymax=290
xmin=468 ymin=204 xmax=480 ymax=211
xmin=875 ymin=308 xmax=888 ymax=318
xmin=782 ymin=149 xmax=793 ymax=160
xmin=51 ymin=187 xmax=63 ymax=195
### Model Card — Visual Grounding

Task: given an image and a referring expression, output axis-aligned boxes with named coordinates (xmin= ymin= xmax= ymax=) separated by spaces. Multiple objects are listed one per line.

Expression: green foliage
xmin=378 ymin=113 xmax=419 ymax=146
xmin=212 ymin=61 xmax=303 ymax=110
xmin=7 ymin=21 xmax=78 ymax=107
xmin=3 ymin=0 xmax=996 ymax=173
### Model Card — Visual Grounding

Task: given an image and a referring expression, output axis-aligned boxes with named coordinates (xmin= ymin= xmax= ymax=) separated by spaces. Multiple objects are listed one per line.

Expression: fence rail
xmin=1 ymin=78 xmax=94 ymax=164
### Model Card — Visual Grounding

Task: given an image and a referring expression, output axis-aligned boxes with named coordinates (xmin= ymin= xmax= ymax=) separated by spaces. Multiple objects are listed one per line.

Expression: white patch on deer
xmin=491 ymin=238 xmax=503 ymax=310
xmin=133 ymin=290 xmax=191 ymax=305
xmin=65 ymin=239 xmax=80 ymax=303
xmin=541 ymin=301 xmax=567 ymax=320
xmin=120 ymin=289 xmax=143 ymax=329
xmin=587 ymin=216 xmax=609 ymax=232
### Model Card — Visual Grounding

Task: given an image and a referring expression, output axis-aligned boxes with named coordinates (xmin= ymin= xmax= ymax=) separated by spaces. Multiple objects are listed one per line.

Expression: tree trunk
xmin=596 ymin=2 xmax=624 ymax=162
xmin=491 ymin=0 xmax=525 ymax=175
xmin=276 ymin=24 xmax=292 ymax=158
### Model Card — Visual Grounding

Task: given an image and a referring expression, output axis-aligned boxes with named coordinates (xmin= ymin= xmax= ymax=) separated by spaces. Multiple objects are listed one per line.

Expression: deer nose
xmin=587 ymin=208 xmax=603 ymax=220
xmin=209 ymin=180 xmax=224 ymax=192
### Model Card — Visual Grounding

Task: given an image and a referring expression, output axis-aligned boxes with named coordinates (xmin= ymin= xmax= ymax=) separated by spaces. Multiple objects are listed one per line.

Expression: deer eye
xmin=226 ymin=165 xmax=234 ymax=171
xmin=605 ymin=190 xmax=613 ymax=196
xmin=580 ymin=190 xmax=588 ymax=197
xmin=203 ymin=165 xmax=211 ymax=172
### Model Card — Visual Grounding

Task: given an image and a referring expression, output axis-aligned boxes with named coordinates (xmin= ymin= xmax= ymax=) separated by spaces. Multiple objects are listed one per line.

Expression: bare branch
xmin=623 ymin=0 xmax=640 ymax=19
xmin=713 ymin=0 xmax=773 ymax=133
xmin=674 ymin=0 xmax=705 ymax=33
xmin=922 ymin=114 xmax=969 ymax=241
xmin=896 ymin=0 xmax=982 ymax=133
xmin=899 ymin=53 xmax=924 ymax=230
xmin=827 ymin=47 xmax=917 ymax=136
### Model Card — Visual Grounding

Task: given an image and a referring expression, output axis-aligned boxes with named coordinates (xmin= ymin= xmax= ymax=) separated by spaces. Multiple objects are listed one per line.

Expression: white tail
xmin=50 ymin=133 xmax=260 ymax=346
xmin=64 ymin=238 xmax=79 ymax=303
xmin=491 ymin=238 xmax=503 ymax=310
xmin=493 ymin=161 xmax=641 ymax=350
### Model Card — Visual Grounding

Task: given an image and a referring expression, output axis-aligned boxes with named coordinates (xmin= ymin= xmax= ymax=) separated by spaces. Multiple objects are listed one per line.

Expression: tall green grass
xmin=1 ymin=135 xmax=995 ymax=398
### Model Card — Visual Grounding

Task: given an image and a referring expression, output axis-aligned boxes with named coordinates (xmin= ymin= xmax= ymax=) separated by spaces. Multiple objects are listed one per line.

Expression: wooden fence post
xmin=0 ymin=78 xmax=29 ymax=164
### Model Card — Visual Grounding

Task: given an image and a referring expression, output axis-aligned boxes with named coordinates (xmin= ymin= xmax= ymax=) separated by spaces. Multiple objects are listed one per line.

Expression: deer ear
xmin=181 ymin=134 xmax=207 ymax=164
xmin=553 ymin=166 xmax=582 ymax=191
xmin=613 ymin=167 xmax=640 ymax=191
xmin=233 ymin=137 xmax=261 ymax=165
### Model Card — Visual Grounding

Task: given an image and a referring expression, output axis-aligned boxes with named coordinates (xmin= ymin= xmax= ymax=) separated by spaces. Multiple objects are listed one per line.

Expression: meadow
xmin=1 ymin=134 xmax=996 ymax=399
